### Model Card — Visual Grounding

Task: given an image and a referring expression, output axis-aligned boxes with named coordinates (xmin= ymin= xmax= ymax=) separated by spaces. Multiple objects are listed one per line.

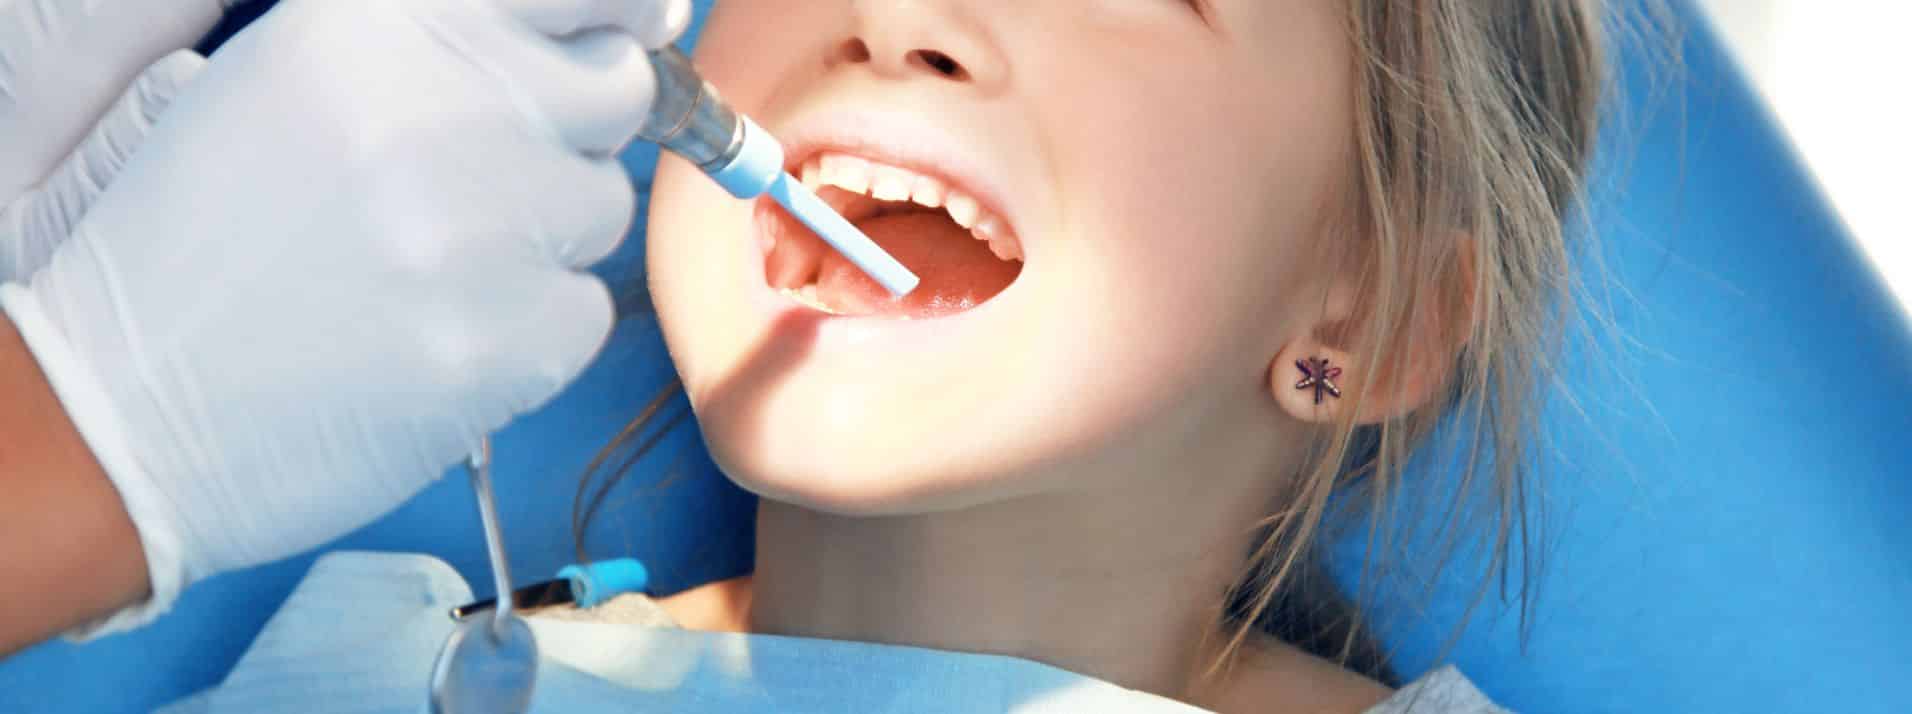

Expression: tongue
xmin=816 ymin=211 xmax=1021 ymax=317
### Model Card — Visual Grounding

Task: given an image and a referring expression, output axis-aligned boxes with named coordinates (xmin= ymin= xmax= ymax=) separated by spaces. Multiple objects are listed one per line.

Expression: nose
xmin=830 ymin=1 xmax=1007 ymax=91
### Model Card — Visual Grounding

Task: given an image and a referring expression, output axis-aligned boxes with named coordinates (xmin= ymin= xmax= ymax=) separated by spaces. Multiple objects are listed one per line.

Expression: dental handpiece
xmin=639 ymin=47 xmax=920 ymax=297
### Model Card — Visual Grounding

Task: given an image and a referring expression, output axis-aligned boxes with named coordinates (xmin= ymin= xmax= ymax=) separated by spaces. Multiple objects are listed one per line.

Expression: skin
xmin=0 ymin=313 xmax=148 ymax=656
xmin=647 ymin=0 xmax=1450 ymax=708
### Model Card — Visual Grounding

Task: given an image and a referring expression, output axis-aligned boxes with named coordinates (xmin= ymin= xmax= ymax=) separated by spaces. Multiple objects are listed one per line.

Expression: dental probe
xmin=428 ymin=441 xmax=539 ymax=714
xmin=639 ymin=47 xmax=921 ymax=297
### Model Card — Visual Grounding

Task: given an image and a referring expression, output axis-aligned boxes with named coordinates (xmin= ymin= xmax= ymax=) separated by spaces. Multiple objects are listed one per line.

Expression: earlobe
xmin=1270 ymin=233 xmax=1475 ymax=426
xmin=1270 ymin=343 xmax=1352 ymax=425
xmin=1267 ymin=337 xmax=1455 ymax=426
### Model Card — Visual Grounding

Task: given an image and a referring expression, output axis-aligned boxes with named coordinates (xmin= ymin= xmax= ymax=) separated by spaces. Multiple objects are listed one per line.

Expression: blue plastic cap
xmin=557 ymin=558 xmax=650 ymax=609
xmin=708 ymin=116 xmax=784 ymax=199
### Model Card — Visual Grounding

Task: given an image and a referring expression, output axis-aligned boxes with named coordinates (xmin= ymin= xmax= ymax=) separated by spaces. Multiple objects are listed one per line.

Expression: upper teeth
xmin=798 ymin=152 xmax=1022 ymax=261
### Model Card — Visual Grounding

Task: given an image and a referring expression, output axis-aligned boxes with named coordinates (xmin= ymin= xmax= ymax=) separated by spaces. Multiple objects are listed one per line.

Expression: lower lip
xmin=744 ymin=198 xmax=1013 ymax=354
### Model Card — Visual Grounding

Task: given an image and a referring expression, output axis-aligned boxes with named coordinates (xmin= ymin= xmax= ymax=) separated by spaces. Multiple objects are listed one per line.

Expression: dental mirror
xmin=429 ymin=440 xmax=538 ymax=713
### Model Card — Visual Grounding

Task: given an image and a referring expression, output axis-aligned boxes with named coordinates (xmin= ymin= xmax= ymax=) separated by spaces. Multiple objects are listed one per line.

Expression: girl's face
xmin=648 ymin=1 xmax=1356 ymax=513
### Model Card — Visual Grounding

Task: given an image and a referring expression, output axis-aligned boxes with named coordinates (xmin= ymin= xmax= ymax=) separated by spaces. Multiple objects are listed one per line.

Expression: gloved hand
xmin=0 ymin=0 xmax=691 ymax=636
xmin=0 ymin=1 xmax=229 ymax=281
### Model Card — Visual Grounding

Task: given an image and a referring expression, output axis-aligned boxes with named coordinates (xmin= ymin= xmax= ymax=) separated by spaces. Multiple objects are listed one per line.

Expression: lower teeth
xmin=780 ymin=286 xmax=841 ymax=315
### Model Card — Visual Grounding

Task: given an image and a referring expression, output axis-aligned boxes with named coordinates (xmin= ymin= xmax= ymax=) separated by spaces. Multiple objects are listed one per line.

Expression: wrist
xmin=0 ymin=296 xmax=150 ymax=654
xmin=1 ymin=283 xmax=196 ymax=642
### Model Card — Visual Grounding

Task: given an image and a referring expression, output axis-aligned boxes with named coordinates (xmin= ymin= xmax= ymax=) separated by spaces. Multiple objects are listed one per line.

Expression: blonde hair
xmin=1216 ymin=0 xmax=1609 ymax=681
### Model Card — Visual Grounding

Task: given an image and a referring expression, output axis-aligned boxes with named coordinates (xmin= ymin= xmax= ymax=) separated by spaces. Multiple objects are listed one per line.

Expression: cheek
xmin=1043 ymin=77 xmax=1344 ymax=377
xmin=645 ymin=152 xmax=770 ymax=404
xmin=1047 ymin=109 xmax=1330 ymax=384
xmin=645 ymin=164 xmax=720 ymax=381
xmin=692 ymin=1 xmax=834 ymax=113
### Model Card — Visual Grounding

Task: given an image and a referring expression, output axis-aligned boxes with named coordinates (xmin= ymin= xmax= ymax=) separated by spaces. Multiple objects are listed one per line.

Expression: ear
xmin=1269 ymin=236 xmax=1476 ymax=426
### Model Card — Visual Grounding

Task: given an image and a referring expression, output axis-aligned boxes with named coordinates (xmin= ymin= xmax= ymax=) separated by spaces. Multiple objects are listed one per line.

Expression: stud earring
xmin=1294 ymin=357 xmax=1343 ymax=404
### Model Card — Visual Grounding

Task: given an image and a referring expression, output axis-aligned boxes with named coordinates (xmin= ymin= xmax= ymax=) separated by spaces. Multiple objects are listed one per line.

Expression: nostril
xmin=836 ymin=38 xmax=873 ymax=64
xmin=833 ymin=38 xmax=972 ymax=82
xmin=909 ymin=50 xmax=969 ymax=81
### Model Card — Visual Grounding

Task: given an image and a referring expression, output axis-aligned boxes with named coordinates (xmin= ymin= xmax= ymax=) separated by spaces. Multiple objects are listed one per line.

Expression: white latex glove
xmin=0 ymin=0 xmax=229 ymax=281
xmin=0 ymin=0 xmax=691 ymax=636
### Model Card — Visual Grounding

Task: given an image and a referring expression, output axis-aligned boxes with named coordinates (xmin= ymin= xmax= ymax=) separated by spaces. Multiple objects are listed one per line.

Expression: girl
xmin=598 ymin=0 xmax=1606 ymax=710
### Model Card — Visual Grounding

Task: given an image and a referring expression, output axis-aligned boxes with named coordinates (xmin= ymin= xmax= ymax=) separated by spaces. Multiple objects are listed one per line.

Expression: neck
xmin=747 ymin=466 xmax=1282 ymax=699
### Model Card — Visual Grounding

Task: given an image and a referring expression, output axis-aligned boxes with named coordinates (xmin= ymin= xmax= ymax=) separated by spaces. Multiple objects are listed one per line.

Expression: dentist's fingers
xmin=467 ymin=0 xmax=693 ymax=155
xmin=520 ymin=151 xmax=637 ymax=269
xmin=124 ymin=0 xmax=229 ymax=50
xmin=548 ymin=29 xmax=661 ymax=156
xmin=1 ymin=51 xmax=207 ymax=280
xmin=466 ymin=21 xmax=658 ymax=156
xmin=29 ymin=51 xmax=206 ymax=233
xmin=491 ymin=268 xmax=616 ymax=413
xmin=495 ymin=0 xmax=693 ymax=48
xmin=0 ymin=0 xmax=226 ymax=198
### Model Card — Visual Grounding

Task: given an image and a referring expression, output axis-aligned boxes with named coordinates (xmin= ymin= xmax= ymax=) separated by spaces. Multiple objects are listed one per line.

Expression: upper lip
xmin=770 ymin=107 xmax=1023 ymax=241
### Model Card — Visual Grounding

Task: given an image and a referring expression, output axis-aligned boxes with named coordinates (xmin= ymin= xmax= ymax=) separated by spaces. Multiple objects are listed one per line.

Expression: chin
xmin=699 ymin=418 xmax=1043 ymax=517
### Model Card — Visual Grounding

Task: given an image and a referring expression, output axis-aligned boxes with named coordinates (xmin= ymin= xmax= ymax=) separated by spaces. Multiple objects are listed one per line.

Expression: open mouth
xmin=759 ymin=150 xmax=1025 ymax=319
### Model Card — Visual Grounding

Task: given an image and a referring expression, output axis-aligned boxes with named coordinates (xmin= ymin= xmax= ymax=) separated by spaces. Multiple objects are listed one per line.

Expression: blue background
xmin=3 ymin=1 xmax=1907 ymax=712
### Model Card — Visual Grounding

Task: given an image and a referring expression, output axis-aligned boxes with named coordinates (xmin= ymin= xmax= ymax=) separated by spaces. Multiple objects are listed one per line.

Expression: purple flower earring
xmin=1294 ymin=357 xmax=1343 ymax=405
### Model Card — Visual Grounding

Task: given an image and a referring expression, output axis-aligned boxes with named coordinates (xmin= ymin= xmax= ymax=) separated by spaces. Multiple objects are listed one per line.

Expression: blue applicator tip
xmin=642 ymin=49 xmax=919 ymax=298
xmin=697 ymin=115 xmax=918 ymax=297
xmin=768 ymin=173 xmax=921 ymax=297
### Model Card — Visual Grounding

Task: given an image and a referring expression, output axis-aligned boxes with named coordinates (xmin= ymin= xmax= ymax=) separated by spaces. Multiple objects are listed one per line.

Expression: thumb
xmin=0 ymin=50 xmax=207 ymax=281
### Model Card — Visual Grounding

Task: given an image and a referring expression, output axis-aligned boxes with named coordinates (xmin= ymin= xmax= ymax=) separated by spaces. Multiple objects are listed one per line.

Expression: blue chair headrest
xmin=1326 ymin=2 xmax=1911 ymax=712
